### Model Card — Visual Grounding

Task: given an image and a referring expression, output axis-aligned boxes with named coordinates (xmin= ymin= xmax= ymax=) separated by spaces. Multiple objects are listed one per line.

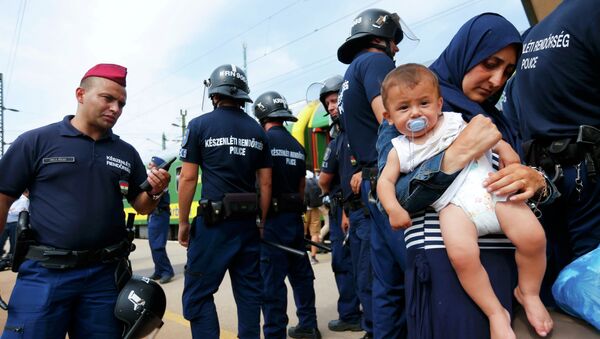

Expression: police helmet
xmin=253 ymin=91 xmax=297 ymax=124
xmin=205 ymin=64 xmax=252 ymax=103
xmin=337 ymin=8 xmax=404 ymax=64
xmin=319 ymin=75 xmax=343 ymax=115
xmin=114 ymin=275 xmax=167 ymax=339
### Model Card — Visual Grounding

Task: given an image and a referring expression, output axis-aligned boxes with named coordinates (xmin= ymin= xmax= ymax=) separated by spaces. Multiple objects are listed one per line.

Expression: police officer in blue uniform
xmin=0 ymin=63 xmax=171 ymax=338
xmin=146 ymin=156 xmax=175 ymax=284
xmin=503 ymin=0 xmax=600 ymax=309
xmin=316 ymin=76 xmax=362 ymax=333
xmin=337 ymin=8 xmax=407 ymax=338
xmin=177 ymin=64 xmax=272 ymax=339
xmin=253 ymin=91 xmax=321 ymax=339
xmin=336 ymin=117 xmax=375 ymax=338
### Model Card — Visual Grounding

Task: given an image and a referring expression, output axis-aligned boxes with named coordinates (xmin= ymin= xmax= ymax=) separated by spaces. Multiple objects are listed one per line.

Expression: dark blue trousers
xmin=183 ymin=216 xmax=262 ymax=339
xmin=361 ymin=179 xmax=407 ymax=339
xmin=261 ymin=212 xmax=317 ymax=338
xmin=2 ymin=260 xmax=122 ymax=339
xmin=0 ymin=222 xmax=16 ymax=256
xmin=147 ymin=210 xmax=174 ymax=278
xmin=348 ymin=208 xmax=373 ymax=334
xmin=329 ymin=205 xmax=361 ymax=323
xmin=539 ymin=163 xmax=600 ymax=305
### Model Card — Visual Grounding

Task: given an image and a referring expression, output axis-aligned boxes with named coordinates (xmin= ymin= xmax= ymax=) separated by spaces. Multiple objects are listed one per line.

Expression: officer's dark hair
xmin=211 ymin=93 xmax=245 ymax=108
xmin=381 ymin=63 xmax=440 ymax=110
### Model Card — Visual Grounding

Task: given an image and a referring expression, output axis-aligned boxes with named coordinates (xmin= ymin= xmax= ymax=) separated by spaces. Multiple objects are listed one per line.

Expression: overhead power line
xmin=126 ymin=0 xmax=489 ymax=122
xmin=129 ymin=0 xmax=303 ymax=99
xmin=5 ymin=0 xmax=28 ymax=94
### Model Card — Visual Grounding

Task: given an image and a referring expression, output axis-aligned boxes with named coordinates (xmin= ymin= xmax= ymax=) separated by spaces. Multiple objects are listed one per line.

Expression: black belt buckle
xmin=40 ymin=248 xmax=78 ymax=269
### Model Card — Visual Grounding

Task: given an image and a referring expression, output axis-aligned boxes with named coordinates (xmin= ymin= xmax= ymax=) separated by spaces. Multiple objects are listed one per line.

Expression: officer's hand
xmin=483 ymin=163 xmax=545 ymax=201
xmin=178 ymin=222 xmax=191 ymax=248
xmin=350 ymin=172 xmax=362 ymax=194
xmin=341 ymin=212 xmax=350 ymax=232
xmin=147 ymin=168 xmax=171 ymax=195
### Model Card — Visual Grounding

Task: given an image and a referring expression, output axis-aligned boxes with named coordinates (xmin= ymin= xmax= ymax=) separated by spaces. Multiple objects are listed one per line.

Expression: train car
xmin=123 ymin=158 xmax=202 ymax=239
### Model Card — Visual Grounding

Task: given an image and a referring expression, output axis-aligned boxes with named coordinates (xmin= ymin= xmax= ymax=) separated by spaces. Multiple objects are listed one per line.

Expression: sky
xmin=0 ymin=0 xmax=530 ymax=162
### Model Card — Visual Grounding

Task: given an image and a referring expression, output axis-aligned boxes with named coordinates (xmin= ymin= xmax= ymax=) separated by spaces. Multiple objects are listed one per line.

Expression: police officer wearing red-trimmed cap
xmin=0 ymin=63 xmax=171 ymax=338
xmin=317 ymin=76 xmax=363 ymax=333
xmin=146 ymin=156 xmax=175 ymax=284
xmin=337 ymin=8 xmax=407 ymax=339
xmin=253 ymin=91 xmax=321 ymax=339
xmin=178 ymin=64 xmax=272 ymax=339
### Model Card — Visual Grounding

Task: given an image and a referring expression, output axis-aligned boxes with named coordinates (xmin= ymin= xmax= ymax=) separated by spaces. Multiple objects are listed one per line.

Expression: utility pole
xmin=172 ymin=109 xmax=187 ymax=142
xmin=0 ymin=73 xmax=20 ymax=157
xmin=242 ymin=42 xmax=249 ymax=113
xmin=161 ymin=132 xmax=167 ymax=150
xmin=179 ymin=109 xmax=187 ymax=140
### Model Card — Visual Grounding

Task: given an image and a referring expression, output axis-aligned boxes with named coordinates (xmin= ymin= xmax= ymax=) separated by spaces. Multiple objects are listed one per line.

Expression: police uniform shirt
xmin=180 ymin=107 xmax=272 ymax=201
xmin=335 ymin=131 xmax=359 ymax=201
xmin=339 ymin=51 xmax=395 ymax=167
xmin=0 ymin=115 xmax=147 ymax=250
xmin=321 ymin=137 xmax=342 ymax=197
xmin=266 ymin=125 xmax=306 ymax=196
xmin=510 ymin=0 xmax=600 ymax=140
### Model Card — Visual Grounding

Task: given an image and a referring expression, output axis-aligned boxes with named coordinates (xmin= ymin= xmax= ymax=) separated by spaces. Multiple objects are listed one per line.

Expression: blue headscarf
xmin=429 ymin=12 xmax=522 ymax=148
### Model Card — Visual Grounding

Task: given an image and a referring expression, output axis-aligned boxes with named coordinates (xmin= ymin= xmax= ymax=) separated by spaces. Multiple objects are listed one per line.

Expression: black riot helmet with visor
xmin=319 ymin=75 xmax=343 ymax=121
xmin=204 ymin=64 xmax=252 ymax=104
xmin=253 ymin=91 xmax=298 ymax=124
xmin=114 ymin=275 xmax=167 ymax=339
xmin=338 ymin=9 xmax=417 ymax=64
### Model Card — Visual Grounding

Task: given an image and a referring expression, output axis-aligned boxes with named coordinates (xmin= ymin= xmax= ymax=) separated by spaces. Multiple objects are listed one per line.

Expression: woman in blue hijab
xmin=376 ymin=13 xmax=554 ymax=338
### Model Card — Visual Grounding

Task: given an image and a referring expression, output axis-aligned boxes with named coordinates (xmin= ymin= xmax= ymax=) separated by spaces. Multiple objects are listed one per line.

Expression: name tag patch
xmin=43 ymin=156 xmax=75 ymax=164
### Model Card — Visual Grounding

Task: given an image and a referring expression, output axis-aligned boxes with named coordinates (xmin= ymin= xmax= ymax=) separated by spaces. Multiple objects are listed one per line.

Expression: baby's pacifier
xmin=406 ymin=117 xmax=429 ymax=133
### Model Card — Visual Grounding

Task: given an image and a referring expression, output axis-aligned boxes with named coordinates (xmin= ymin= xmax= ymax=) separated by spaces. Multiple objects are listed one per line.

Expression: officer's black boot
xmin=287 ymin=325 xmax=322 ymax=339
xmin=327 ymin=318 xmax=362 ymax=332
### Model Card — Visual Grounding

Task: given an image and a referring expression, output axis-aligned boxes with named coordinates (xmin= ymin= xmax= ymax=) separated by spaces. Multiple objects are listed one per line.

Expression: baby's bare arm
xmin=493 ymin=140 xmax=521 ymax=168
xmin=378 ymin=150 xmax=412 ymax=229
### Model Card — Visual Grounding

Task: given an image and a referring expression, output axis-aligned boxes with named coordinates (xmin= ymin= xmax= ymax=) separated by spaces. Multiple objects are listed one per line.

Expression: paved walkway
xmin=1 ymin=240 xmax=598 ymax=338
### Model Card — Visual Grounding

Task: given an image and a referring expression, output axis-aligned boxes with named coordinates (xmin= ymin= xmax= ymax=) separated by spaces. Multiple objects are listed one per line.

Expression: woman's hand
xmin=443 ymin=115 xmax=502 ymax=174
xmin=483 ymin=164 xmax=545 ymax=201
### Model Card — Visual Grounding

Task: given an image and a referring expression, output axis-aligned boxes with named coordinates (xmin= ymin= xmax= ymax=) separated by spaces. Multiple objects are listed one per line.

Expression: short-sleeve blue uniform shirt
xmin=179 ymin=107 xmax=272 ymax=201
xmin=321 ymin=136 xmax=342 ymax=196
xmin=265 ymin=125 xmax=305 ymax=196
xmin=508 ymin=0 xmax=600 ymax=140
xmin=0 ymin=115 xmax=147 ymax=250
xmin=339 ymin=51 xmax=395 ymax=167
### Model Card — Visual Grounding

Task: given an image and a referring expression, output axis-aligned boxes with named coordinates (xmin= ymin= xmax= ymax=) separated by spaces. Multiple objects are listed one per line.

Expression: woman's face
xmin=462 ymin=44 xmax=518 ymax=103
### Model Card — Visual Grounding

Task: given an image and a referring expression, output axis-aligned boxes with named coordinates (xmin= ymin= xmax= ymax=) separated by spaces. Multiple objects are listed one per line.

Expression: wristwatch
xmin=147 ymin=190 xmax=165 ymax=201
